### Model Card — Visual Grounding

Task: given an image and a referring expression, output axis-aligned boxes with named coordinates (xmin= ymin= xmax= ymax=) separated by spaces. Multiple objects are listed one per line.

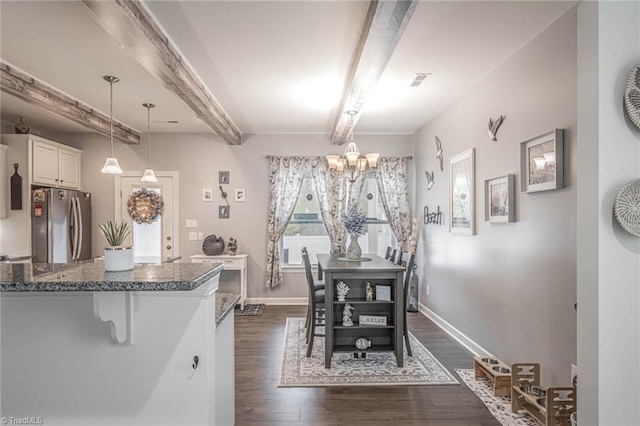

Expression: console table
xmin=317 ymin=253 xmax=405 ymax=368
xmin=191 ymin=254 xmax=248 ymax=310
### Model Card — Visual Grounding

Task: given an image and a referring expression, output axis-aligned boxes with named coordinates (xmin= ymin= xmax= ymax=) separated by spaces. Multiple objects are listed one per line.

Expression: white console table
xmin=191 ymin=254 xmax=248 ymax=310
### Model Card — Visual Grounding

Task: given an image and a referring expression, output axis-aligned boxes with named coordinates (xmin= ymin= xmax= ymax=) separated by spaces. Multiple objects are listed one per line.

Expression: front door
xmin=115 ymin=172 xmax=179 ymax=259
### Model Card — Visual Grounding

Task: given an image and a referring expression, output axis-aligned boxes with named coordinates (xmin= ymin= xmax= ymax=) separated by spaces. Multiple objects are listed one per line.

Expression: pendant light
xmin=326 ymin=110 xmax=379 ymax=182
xmin=101 ymin=75 xmax=123 ymax=174
xmin=140 ymin=103 xmax=158 ymax=183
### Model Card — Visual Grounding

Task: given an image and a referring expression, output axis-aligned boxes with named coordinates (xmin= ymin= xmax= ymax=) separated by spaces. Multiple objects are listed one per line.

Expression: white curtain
xmin=375 ymin=157 xmax=412 ymax=251
xmin=265 ymin=156 xmax=309 ymax=288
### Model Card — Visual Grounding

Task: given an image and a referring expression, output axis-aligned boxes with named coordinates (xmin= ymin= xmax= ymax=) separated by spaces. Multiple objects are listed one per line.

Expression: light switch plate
xmin=186 ymin=219 xmax=197 ymax=228
xmin=188 ymin=232 xmax=198 ymax=240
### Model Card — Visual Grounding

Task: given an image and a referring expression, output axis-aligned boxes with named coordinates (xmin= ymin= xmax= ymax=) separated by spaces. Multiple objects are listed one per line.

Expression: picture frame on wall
xmin=234 ymin=188 xmax=246 ymax=202
xmin=520 ymin=129 xmax=564 ymax=193
xmin=449 ymin=148 xmax=475 ymax=235
xmin=202 ymin=188 xmax=213 ymax=202
xmin=485 ymin=174 xmax=515 ymax=223
xmin=219 ymin=205 xmax=230 ymax=219
xmin=219 ymin=171 xmax=230 ymax=185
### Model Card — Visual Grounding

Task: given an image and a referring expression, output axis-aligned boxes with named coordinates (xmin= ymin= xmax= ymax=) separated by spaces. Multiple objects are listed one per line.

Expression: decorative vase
xmin=104 ymin=247 xmax=134 ymax=272
xmin=355 ymin=338 xmax=372 ymax=350
xmin=346 ymin=234 xmax=362 ymax=260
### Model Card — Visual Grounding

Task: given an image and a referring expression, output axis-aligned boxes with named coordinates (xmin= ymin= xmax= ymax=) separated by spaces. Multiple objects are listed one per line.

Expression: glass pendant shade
xmin=140 ymin=103 xmax=158 ymax=183
xmin=101 ymin=157 xmax=123 ymax=174
xmin=140 ymin=168 xmax=158 ymax=183
xmin=101 ymin=75 xmax=123 ymax=175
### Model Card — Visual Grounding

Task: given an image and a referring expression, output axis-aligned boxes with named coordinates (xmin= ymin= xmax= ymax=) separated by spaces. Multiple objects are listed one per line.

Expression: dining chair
xmin=302 ymin=247 xmax=325 ymax=357
xmin=396 ymin=251 xmax=415 ymax=357
xmin=384 ymin=246 xmax=393 ymax=260
xmin=385 ymin=247 xmax=398 ymax=264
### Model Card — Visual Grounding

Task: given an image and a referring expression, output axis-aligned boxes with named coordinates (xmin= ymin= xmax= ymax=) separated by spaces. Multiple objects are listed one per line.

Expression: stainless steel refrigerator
xmin=31 ymin=188 xmax=92 ymax=263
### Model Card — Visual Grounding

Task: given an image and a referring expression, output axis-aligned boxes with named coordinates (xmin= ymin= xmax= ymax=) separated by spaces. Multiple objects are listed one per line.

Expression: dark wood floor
xmin=234 ymin=305 xmax=499 ymax=425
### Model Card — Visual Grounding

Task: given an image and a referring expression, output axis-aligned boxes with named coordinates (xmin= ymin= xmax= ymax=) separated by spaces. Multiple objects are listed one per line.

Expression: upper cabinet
xmin=29 ymin=136 xmax=81 ymax=189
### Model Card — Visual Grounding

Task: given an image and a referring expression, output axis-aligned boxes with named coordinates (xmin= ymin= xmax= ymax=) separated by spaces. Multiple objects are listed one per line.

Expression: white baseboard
xmin=246 ymin=297 xmax=307 ymax=305
xmin=418 ymin=302 xmax=492 ymax=357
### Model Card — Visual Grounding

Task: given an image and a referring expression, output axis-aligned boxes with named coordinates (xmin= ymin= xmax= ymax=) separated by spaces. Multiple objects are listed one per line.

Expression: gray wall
xmin=577 ymin=2 xmax=640 ymax=424
xmin=412 ymin=8 xmax=577 ymax=385
xmin=56 ymin=132 xmax=412 ymax=300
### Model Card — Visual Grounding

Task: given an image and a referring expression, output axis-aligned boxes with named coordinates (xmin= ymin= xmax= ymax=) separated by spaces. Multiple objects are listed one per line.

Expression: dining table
xmin=316 ymin=253 xmax=406 ymax=368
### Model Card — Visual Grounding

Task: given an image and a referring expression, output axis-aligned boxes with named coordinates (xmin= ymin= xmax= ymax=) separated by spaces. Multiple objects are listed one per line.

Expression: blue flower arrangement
xmin=340 ymin=210 xmax=367 ymax=236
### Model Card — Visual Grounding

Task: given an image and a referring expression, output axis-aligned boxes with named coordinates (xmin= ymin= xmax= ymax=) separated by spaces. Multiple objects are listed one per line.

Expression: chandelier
xmin=326 ymin=111 xmax=379 ymax=182
xmin=140 ymin=103 xmax=158 ymax=183
xmin=101 ymin=75 xmax=123 ymax=174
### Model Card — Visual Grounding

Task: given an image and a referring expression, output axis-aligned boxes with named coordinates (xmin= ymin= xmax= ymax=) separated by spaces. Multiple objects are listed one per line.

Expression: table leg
xmin=325 ymin=271 xmax=332 ymax=368
xmin=395 ymin=270 xmax=404 ymax=368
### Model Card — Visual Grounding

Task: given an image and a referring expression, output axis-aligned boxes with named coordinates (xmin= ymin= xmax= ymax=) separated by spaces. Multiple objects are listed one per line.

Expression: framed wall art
xmin=520 ymin=129 xmax=564 ymax=193
xmin=219 ymin=171 xmax=229 ymax=185
xmin=235 ymin=188 xmax=246 ymax=202
xmin=202 ymin=188 xmax=213 ymax=202
xmin=449 ymin=148 xmax=475 ymax=235
xmin=485 ymin=174 xmax=515 ymax=223
xmin=219 ymin=205 xmax=230 ymax=219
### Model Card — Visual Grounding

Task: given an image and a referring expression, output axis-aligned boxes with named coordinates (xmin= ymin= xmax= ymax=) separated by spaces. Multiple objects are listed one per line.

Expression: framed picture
xmin=449 ymin=148 xmax=475 ymax=235
xmin=235 ymin=188 xmax=246 ymax=202
xmin=219 ymin=171 xmax=229 ymax=185
xmin=219 ymin=205 xmax=230 ymax=219
xmin=202 ymin=188 xmax=213 ymax=202
xmin=359 ymin=315 xmax=387 ymax=326
xmin=520 ymin=129 xmax=564 ymax=193
xmin=375 ymin=285 xmax=391 ymax=301
xmin=485 ymin=174 xmax=515 ymax=223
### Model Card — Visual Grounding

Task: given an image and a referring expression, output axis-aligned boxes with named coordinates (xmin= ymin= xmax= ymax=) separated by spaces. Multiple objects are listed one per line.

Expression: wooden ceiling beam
xmin=331 ymin=0 xmax=417 ymax=145
xmin=80 ymin=0 xmax=243 ymax=145
xmin=1 ymin=61 xmax=141 ymax=144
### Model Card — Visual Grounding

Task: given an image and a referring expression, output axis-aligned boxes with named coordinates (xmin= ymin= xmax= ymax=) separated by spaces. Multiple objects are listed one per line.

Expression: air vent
xmin=410 ymin=73 xmax=432 ymax=87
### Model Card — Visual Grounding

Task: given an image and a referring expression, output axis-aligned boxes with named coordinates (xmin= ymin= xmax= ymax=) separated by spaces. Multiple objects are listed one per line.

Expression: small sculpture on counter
xmin=342 ymin=303 xmax=354 ymax=327
xmin=336 ymin=281 xmax=350 ymax=302
xmin=365 ymin=282 xmax=373 ymax=302
xmin=227 ymin=237 xmax=238 ymax=255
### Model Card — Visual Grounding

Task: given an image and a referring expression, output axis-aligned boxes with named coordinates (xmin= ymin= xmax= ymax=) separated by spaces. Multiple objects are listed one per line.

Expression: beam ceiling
xmin=1 ymin=61 xmax=141 ymax=145
xmin=80 ymin=0 xmax=243 ymax=145
xmin=331 ymin=0 xmax=417 ymax=145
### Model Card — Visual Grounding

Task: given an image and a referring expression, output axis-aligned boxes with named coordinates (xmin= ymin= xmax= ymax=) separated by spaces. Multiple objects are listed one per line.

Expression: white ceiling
xmin=0 ymin=0 xmax=576 ymax=139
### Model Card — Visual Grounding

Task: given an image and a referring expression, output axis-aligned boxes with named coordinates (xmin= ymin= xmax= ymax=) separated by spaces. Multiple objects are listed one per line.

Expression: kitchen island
xmin=0 ymin=262 xmax=238 ymax=426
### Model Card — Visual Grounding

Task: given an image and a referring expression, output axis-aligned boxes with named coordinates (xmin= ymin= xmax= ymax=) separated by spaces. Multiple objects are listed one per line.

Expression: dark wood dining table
xmin=316 ymin=253 xmax=406 ymax=368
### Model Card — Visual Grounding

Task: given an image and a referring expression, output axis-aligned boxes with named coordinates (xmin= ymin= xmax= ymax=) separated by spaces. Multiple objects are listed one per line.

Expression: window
xmin=281 ymin=174 xmax=394 ymax=265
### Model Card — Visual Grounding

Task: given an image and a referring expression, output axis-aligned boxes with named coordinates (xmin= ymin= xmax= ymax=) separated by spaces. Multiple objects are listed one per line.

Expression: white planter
xmin=104 ymin=247 xmax=134 ymax=272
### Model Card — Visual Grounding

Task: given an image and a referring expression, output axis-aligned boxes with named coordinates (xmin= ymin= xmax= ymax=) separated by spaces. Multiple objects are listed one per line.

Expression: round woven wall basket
xmin=624 ymin=61 xmax=640 ymax=130
xmin=614 ymin=178 xmax=640 ymax=237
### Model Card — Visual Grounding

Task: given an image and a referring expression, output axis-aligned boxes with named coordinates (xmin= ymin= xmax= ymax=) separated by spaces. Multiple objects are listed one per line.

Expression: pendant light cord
xmin=147 ymin=106 xmax=151 ymax=167
xmin=109 ymin=79 xmax=114 ymax=156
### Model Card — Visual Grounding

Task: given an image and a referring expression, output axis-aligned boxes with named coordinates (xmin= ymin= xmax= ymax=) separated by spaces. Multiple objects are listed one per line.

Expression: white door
xmin=115 ymin=172 xmax=179 ymax=259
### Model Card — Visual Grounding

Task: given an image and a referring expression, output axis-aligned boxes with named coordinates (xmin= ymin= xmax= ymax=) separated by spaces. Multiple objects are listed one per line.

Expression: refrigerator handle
xmin=76 ymin=196 xmax=83 ymax=260
xmin=68 ymin=196 xmax=76 ymax=260
xmin=71 ymin=196 xmax=79 ymax=260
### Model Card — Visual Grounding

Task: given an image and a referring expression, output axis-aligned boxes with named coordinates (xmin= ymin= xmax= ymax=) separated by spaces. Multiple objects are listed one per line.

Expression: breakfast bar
xmin=0 ymin=262 xmax=238 ymax=426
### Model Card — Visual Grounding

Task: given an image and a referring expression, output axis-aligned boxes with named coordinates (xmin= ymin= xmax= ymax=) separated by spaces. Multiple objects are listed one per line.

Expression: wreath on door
xmin=127 ymin=188 xmax=165 ymax=224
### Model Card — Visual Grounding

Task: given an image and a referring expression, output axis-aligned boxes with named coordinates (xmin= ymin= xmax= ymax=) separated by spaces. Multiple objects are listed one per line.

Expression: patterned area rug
xmin=278 ymin=317 xmax=459 ymax=387
xmin=235 ymin=303 xmax=265 ymax=316
xmin=456 ymin=369 xmax=537 ymax=426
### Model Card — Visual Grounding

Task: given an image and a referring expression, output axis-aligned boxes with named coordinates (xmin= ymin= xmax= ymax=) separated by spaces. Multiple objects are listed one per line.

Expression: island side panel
xmin=0 ymin=275 xmax=223 ymax=425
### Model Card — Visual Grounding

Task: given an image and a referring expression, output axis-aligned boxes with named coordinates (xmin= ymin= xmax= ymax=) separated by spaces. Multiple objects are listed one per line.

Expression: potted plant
xmin=98 ymin=220 xmax=133 ymax=271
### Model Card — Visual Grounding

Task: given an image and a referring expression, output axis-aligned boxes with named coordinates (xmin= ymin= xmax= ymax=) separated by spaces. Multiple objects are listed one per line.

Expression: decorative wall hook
xmin=435 ymin=136 xmax=444 ymax=171
xmin=424 ymin=205 xmax=443 ymax=225
xmin=425 ymin=171 xmax=434 ymax=190
xmin=488 ymin=115 xmax=505 ymax=141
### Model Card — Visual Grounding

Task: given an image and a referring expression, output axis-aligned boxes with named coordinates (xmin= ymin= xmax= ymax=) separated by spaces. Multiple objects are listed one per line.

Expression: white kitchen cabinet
xmin=31 ymin=136 xmax=81 ymax=189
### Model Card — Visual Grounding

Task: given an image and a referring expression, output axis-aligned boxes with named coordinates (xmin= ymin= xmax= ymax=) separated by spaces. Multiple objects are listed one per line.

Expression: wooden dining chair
xmin=396 ymin=251 xmax=415 ymax=357
xmin=384 ymin=246 xmax=393 ymax=260
xmin=302 ymin=247 xmax=325 ymax=357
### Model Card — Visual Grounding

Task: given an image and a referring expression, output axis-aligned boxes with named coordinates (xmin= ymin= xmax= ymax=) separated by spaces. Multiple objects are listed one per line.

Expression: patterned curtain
xmin=310 ymin=159 xmax=367 ymax=255
xmin=375 ymin=157 xmax=412 ymax=251
xmin=265 ymin=156 xmax=309 ymax=288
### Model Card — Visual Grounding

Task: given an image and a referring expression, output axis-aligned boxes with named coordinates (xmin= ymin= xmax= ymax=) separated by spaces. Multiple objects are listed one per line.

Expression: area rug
xmin=456 ymin=369 xmax=537 ymax=426
xmin=278 ymin=317 xmax=459 ymax=387
xmin=235 ymin=303 xmax=265 ymax=316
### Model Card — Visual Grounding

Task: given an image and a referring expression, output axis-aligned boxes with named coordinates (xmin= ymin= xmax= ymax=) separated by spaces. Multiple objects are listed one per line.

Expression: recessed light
xmin=410 ymin=73 xmax=432 ymax=87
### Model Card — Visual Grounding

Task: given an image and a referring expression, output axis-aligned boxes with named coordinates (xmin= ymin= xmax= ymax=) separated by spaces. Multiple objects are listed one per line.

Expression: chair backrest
xmin=397 ymin=251 xmax=416 ymax=288
xmin=384 ymin=246 xmax=393 ymax=260
xmin=301 ymin=247 xmax=316 ymax=295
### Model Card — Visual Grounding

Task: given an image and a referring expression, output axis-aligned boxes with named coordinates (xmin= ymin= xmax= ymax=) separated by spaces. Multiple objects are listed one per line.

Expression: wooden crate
xmin=473 ymin=356 xmax=512 ymax=397
xmin=511 ymin=363 xmax=576 ymax=426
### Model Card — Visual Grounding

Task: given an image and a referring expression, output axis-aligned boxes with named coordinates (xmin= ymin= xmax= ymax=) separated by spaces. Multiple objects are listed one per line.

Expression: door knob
xmin=166 ymin=245 xmax=172 ymax=250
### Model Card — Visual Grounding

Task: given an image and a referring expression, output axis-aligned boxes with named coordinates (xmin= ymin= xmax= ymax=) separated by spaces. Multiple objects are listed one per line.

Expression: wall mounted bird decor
xmin=435 ymin=136 xmax=444 ymax=171
xmin=488 ymin=115 xmax=505 ymax=141
xmin=425 ymin=171 xmax=435 ymax=190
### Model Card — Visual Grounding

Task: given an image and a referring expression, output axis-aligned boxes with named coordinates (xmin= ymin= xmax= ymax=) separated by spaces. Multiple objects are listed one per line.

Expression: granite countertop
xmin=0 ymin=262 xmax=223 ymax=292
xmin=216 ymin=291 xmax=241 ymax=325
